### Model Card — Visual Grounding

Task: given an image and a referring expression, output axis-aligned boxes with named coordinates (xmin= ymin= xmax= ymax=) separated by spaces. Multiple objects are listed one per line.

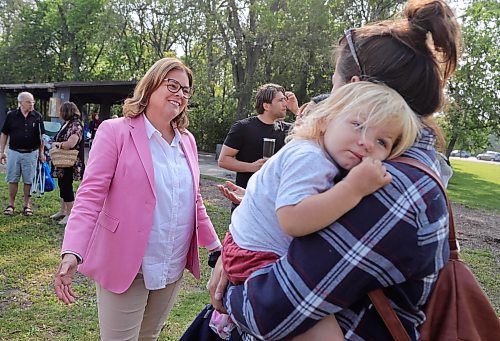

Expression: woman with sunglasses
xmin=208 ymin=1 xmax=460 ymax=340
xmin=53 ymin=57 xmax=222 ymax=340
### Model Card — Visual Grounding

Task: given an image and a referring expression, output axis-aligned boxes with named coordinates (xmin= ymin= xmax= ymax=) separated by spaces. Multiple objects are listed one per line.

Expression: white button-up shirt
xmin=141 ymin=117 xmax=195 ymax=290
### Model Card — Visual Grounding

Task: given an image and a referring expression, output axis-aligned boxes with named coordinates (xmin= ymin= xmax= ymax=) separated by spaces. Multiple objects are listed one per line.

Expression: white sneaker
xmin=50 ymin=211 xmax=65 ymax=220
xmin=58 ymin=215 xmax=69 ymax=225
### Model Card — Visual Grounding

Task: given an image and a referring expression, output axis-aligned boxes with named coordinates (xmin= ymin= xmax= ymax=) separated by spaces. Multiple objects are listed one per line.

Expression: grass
xmin=0 ymin=173 xmax=498 ymax=340
xmin=448 ymin=159 xmax=500 ymax=212
xmin=0 ymin=179 xmax=230 ymax=340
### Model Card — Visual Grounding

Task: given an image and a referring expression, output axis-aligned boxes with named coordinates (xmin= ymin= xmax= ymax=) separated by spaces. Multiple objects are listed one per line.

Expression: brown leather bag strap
xmin=368 ymin=156 xmax=457 ymax=340
xmin=368 ymin=290 xmax=412 ymax=341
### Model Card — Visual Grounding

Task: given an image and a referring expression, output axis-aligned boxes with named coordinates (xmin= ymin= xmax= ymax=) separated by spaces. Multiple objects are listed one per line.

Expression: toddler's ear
xmin=318 ymin=117 xmax=329 ymax=135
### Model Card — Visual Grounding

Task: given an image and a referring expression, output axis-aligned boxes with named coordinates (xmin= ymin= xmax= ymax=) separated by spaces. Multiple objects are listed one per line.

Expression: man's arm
xmin=218 ymin=144 xmax=266 ymax=173
xmin=0 ymin=133 xmax=8 ymax=164
xmin=38 ymin=117 xmax=46 ymax=162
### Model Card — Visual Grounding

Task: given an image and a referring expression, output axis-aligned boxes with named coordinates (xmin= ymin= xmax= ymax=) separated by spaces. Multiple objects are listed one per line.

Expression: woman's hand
xmin=54 ymin=253 xmax=79 ymax=304
xmin=208 ymin=257 xmax=228 ymax=314
xmin=217 ymin=181 xmax=245 ymax=205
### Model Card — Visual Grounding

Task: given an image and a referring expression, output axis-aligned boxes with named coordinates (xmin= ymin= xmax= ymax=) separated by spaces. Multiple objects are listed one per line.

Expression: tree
xmin=0 ymin=0 xmax=117 ymax=82
xmin=443 ymin=0 xmax=500 ymax=155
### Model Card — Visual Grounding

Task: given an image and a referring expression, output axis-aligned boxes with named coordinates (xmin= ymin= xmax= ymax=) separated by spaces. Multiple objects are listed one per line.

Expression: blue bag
xmin=43 ymin=161 xmax=56 ymax=192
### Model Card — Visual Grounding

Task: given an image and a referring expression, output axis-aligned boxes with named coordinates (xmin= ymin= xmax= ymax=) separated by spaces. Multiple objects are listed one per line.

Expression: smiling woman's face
xmin=147 ymin=69 xmax=189 ymax=124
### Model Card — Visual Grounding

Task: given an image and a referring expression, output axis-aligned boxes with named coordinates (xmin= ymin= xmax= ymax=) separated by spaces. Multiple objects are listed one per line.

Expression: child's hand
xmin=343 ymin=157 xmax=392 ymax=197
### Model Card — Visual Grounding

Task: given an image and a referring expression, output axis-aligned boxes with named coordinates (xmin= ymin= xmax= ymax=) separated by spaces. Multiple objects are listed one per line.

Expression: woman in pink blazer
xmin=54 ymin=58 xmax=221 ymax=340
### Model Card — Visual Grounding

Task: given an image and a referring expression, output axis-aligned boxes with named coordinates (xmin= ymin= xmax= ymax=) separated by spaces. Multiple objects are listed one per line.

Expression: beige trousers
xmin=95 ymin=273 xmax=183 ymax=341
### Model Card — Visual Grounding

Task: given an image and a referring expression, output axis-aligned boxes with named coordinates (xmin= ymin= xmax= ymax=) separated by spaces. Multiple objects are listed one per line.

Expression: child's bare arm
xmin=277 ymin=157 xmax=392 ymax=237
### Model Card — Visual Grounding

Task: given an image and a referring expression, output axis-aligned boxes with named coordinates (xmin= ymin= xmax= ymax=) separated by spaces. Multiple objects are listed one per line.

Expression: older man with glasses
xmin=0 ymin=91 xmax=45 ymax=216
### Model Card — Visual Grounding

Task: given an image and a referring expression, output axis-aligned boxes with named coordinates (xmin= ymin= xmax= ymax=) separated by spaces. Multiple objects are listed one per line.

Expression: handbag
xmin=368 ymin=157 xmax=500 ymax=341
xmin=179 ymin=304 xmax=227 ymax=341
xmin=50 ymin=147 xmax=78 ymax=168
xmin=43 ymin=161 xmax=56 ymax=192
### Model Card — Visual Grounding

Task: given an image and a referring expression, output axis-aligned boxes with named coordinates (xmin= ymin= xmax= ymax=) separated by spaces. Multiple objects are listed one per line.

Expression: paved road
xmin=449 ymin=156 xmax=500 ymax=165
xmin=198 ymin=152 xmax=236 ymax=180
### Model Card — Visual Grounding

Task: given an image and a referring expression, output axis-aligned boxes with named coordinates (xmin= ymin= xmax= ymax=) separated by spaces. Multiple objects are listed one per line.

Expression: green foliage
xmin=444 ymin=0 xmax=500 ymax=154
xmin=461 ymin=249 xmax=500 ymax=313
xmin=448 ymin=159 xmax=500 ymax=212
xmin=2 ymin=1 xmax=497 ymax=153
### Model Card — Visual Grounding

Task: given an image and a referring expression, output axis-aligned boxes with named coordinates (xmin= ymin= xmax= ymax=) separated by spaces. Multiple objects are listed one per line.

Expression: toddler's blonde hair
xmin=288 ymin=82 xmax=421 ymax=159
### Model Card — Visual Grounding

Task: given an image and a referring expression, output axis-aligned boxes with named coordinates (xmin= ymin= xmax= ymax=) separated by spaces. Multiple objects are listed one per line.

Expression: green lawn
xmin=0 ymin=173 xmax=498 ymax=340
xmin=448 ymin=159 xmax=500 ymax=212
xmin=0 ymin=180 xmax=229 ymax=340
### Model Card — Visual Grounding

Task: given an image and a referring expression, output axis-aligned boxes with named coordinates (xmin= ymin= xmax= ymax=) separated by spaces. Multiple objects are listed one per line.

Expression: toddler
xmin=219 ymin=82 xmax=421 ymax=340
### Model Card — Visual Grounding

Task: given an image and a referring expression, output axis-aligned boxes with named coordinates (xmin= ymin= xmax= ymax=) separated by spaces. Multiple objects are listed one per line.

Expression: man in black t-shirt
xmin=0 ymin=92 xmax=45 ymax=216
xmin=218 ymin=84 xmax=297 ymax=191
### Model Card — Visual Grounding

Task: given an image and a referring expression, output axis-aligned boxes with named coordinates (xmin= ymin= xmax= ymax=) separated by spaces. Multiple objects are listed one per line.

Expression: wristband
xmin=208 ymin=250 xmax=221 ymax=268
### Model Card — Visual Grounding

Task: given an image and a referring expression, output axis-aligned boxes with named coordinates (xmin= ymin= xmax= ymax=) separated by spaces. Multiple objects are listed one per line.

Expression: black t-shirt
xmin=223 ymin=116 xmax=291 ymax=188
xmin=1 ymin=109 xmax=45 ymax=150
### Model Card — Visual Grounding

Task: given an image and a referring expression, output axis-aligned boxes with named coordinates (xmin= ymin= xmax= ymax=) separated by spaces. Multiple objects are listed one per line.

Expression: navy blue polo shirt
xmin=1 ymin=109 xmax=45 ymax=151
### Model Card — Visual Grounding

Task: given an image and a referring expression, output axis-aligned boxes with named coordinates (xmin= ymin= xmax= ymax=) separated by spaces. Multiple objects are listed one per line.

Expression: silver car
xmin=450 ymin=150 xmax=470 ymax=158
xmin=476 ymin=151 xmax=500 ymax=161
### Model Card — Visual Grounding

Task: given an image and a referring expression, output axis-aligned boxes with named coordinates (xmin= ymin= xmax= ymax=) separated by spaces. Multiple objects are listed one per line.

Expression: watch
xmin=208 ymin=250 xmax=221 ymax=268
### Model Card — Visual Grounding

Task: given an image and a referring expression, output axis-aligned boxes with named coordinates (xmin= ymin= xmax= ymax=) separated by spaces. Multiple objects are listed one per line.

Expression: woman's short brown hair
xmin=59 ymin=102 xmax=81 ymax=121
xmin=122 ymin=57 xmax=193 ymax=131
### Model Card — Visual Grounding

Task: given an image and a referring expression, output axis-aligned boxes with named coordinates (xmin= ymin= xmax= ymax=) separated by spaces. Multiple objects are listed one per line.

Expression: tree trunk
xmin=445 ymin=134 xmax=458 ymax=158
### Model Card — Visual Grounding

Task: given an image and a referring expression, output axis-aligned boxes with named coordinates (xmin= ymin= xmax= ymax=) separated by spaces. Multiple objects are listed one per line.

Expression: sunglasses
xmin=164 ymin=78 xmax=194 ymax=99
xmin=344 ymin=28 xmax=363 ymax=74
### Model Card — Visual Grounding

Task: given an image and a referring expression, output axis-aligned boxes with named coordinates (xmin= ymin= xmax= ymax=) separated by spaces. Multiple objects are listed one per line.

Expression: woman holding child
xmin=208 ymin=0 xmax=460 ymax=340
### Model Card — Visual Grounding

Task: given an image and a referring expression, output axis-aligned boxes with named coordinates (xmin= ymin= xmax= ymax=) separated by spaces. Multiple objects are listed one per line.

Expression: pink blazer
xmin=61 ymin=115 xmax=220 ymax=293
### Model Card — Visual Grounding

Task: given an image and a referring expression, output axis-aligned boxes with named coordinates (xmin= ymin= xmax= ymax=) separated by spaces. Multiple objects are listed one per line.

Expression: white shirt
xmin=230 ymin=140 xmax=337 ymax=255
xmin=141 ymin=117 xmax=195 ymax=290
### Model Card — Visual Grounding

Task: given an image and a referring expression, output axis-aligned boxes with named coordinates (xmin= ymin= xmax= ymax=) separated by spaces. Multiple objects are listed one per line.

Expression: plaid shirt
xmin=225 ymin=129 xmax=449 ymax=341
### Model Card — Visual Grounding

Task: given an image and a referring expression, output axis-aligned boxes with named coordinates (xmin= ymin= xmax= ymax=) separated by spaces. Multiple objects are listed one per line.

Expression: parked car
xmin=450 ymin=150 xmax=470 ymax=158
xmin=476 ymin=151 xmax=500 ymax=161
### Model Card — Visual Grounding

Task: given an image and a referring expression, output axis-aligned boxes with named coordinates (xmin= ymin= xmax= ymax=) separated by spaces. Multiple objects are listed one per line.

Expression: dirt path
xmin=452 ymin=203 xmax=499 ymax=260
xmin=200 ymin=178 xmax=499 ymax=261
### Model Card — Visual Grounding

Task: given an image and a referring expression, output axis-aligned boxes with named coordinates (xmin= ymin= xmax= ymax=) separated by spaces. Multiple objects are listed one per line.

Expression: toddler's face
xmin=321 ymin=113 xmax=400 ymax=170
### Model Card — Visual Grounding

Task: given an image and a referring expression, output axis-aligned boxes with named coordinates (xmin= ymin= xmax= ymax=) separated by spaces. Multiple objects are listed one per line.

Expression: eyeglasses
xmin=164 ymin=78 xmax=194 ymax=99
xmin=344 ymin=29 xmax=362 ymax=74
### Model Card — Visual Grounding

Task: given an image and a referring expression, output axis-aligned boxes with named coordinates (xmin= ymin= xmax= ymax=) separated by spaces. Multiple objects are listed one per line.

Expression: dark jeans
xmin=58 ymin=167 xmax=74 ymax=202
